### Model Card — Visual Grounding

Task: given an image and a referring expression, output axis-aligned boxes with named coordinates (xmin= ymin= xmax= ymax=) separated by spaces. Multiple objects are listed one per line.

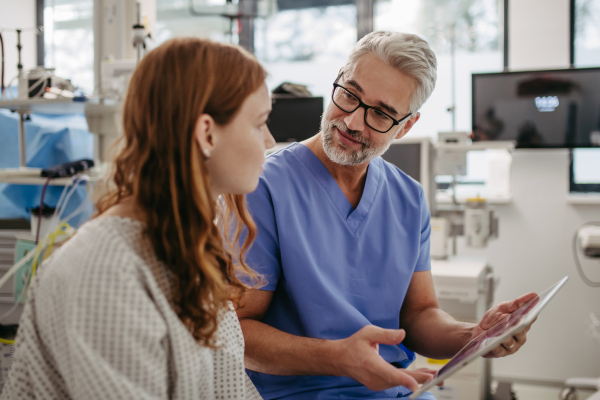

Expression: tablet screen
xmin=437 ymin=293 xmax=540 ymax=377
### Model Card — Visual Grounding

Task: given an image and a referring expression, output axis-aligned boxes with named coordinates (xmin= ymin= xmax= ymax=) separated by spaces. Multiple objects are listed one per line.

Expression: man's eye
xmin=343 ymin=91 xmax=355 ymax=100
xmin=373 ymin=110 xmax=389 ymax=121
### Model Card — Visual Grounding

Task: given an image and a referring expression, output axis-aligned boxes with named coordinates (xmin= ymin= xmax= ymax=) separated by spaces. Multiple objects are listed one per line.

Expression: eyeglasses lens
xmin=333 ymin=87 xmax=394 ymax=132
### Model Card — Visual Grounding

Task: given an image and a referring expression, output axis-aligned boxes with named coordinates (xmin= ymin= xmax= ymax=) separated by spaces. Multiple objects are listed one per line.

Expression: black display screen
xmin=472 ymin=68 xmax=600 ymax=148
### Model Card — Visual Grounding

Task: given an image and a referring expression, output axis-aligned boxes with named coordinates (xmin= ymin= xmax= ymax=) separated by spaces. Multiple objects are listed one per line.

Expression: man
xmin=237 ymin=31 xmax=535 ymax=400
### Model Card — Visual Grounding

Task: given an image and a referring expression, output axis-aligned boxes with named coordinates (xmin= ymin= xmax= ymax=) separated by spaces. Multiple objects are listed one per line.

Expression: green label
xmin=13 ymin=240 xmax=37 ymax=304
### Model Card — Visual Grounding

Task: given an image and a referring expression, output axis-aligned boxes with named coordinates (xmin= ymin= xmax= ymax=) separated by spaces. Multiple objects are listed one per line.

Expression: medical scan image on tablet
xmin=410 ymin=276 xmax=569 ymax=399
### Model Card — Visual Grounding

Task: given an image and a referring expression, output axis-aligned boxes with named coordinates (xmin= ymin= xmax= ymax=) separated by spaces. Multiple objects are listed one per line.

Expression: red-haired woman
xmin=1 ymin=37 xmax=275 ymax=399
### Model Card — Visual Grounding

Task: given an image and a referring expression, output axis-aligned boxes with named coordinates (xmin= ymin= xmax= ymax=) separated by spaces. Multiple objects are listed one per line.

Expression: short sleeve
xmin=244 ymin=182 xmax=282 ymax=291
xmin=414 ymin=185 xmax=431 ymax=272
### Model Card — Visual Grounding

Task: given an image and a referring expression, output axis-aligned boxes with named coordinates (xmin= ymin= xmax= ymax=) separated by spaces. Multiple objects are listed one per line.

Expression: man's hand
xmin=471 ymin=292 xmax=538 ymax=358
xmin=334 ymin=325 xmax=435 ymax=392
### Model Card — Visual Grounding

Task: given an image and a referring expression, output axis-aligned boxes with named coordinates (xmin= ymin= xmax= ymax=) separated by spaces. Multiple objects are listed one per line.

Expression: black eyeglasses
xmin=331 ymin=80 xmax=412 ymax=133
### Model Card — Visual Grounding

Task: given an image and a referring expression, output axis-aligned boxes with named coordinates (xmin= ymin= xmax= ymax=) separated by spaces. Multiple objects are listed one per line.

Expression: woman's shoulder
xmin=40 ymin=216 xmax=148 ymax=285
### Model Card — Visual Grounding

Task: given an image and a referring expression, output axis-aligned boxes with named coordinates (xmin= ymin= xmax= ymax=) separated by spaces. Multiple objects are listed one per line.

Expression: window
xmin=44 ymin=0 xmax=94 ymax=93
xmin=373 ymin=0 xmax=505 ymax=201
xmin=254 ymin=2 xmax=356 ymax=102
xmin=374 ymin=0 xmax=503 ymax=138
xmin=573 ymin=1 xmax=600 ymax=196
xmin=575 ymin=0 xmax=600 ymax=67
xmin=156 ymin=0 xmax=242 ymax=45
xmin=570 ymin=148 xmax=600 ymax=193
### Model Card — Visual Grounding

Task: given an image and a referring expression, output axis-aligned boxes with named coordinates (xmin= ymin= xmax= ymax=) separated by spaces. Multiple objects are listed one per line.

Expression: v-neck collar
xmin=293 ymin=143 xmax=382 ymax=234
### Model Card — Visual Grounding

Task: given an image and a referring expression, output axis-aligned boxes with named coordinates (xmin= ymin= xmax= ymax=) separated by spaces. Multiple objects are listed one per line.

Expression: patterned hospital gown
xmin=0 ymin=216 xmax=262 ymax=400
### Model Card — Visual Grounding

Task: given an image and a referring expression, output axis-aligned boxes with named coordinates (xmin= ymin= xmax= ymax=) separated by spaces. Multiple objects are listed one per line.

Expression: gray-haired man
xmin=237 ymin=31 xmax=535 ymax=400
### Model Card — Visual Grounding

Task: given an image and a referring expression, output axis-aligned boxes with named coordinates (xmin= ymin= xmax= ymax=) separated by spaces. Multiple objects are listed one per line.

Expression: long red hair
xmin=96 ymin=37 xmax=265 ymax=345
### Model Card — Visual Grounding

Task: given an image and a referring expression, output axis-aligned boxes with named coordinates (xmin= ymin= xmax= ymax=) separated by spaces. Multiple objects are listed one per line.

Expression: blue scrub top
xmin=244 ymin=143 xmax=432 ymax=400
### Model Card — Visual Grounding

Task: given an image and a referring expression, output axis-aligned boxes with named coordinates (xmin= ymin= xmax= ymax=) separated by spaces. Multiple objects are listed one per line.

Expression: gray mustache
xmin=331 ymin=121 xmax=368 ymax=146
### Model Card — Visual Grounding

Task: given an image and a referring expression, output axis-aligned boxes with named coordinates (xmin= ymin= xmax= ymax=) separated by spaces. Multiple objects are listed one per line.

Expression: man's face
xmin=321 ymin=53 xmax=419 ymax=166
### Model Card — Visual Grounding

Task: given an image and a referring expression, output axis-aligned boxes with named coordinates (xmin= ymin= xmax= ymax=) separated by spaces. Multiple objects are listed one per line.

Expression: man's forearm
xmin=239 ymin=319 xmax=341 ymax=375
xmin=402 ymin=307 xmax=476 ymax=360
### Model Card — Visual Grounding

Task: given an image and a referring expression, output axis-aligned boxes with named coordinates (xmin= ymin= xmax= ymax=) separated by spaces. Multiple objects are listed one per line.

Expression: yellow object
xmin=427 ymin=358 xmax=450 ymax=365
xmin=24 ymin=222 xmax=75 ymax=300
xmin=466 ymin=196 xmax=486 ymax=203
xmin=0 ymin=338 xmax=15 ymax=345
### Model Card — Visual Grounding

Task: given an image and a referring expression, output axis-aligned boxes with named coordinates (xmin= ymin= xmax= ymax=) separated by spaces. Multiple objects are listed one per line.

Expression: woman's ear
xmin=194 ymin=114 xmax=218 ymax=158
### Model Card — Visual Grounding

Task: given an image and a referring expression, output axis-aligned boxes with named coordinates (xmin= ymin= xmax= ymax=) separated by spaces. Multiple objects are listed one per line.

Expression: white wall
xmin=459 ymin=0 xmax=600 ymax=385
xmin=0 ymin=0 xmax=37 ymax=90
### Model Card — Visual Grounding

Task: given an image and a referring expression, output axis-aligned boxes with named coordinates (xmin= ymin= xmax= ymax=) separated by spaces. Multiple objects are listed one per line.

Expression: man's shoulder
xmin=264 ymin=142 xmax=301 ymax=167
xmin=261 ymin=142 xmax=309 ymax=184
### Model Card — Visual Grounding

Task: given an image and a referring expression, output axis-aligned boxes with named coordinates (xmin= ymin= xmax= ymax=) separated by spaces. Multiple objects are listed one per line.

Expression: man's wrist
xmin=465 ymin=322 xmax=479 ymax=342
xmin=318 ymin=338 xmax=346 ymax=377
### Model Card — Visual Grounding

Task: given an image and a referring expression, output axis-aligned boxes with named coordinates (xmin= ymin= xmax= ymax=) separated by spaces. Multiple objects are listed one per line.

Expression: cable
xmin=55 ymin=175 xmax=88 ymax=222
xmin=0 ymin=31 xmax=5 ymax=99
xmin=35 ymin=177 xmax=53 ymax=245
xmin=0 ymin=250 xmax=36 ymax=291
xmin=61 ymin=197 xmax=89 ymax=224
xmin=26 ymin=222 xmax=74 ymax=298
xmin=0 ymin=302 xmax=19 ymax=323
xmin=572 ymin=221 xmax=600 ymax=288
xmin=46 ymin=176 xmax=79 ymax=235
xmin=0 ymin=337 xmax=15 ymax=345
xmin=50 ymin=181 xmax=72 ymax=223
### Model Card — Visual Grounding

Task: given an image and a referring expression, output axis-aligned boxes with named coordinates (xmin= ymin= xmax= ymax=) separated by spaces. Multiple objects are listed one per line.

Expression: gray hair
xmin=342 ymin=31 xmax=437 ymax=114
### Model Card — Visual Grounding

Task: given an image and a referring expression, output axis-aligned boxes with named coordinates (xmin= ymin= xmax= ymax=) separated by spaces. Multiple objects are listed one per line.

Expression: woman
xmin=1 ymin=37 xmax=275 ymax=399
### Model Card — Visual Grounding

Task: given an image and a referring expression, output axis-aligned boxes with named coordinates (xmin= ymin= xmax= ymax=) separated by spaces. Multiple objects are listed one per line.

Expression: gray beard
xmin=321 ymin=117 xmax=394 ymax=166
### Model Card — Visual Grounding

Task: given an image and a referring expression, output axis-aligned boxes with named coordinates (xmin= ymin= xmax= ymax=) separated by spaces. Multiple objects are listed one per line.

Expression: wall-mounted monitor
xmin=472 ymin=68 xmax=600 ymax=148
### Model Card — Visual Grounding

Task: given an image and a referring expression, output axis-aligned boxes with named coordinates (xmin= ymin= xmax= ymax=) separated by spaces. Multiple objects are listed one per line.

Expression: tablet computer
xmin=409 ymin=276 xmax=569 ymax=399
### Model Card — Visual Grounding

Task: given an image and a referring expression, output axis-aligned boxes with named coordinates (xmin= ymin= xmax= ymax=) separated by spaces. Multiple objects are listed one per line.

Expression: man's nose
xmin=344 ymin=106 xmax=366 ymax=132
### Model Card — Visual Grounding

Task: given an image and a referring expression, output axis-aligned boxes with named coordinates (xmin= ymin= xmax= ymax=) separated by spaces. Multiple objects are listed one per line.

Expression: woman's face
xmin=205 ymin=83 xmax=275 ymax=197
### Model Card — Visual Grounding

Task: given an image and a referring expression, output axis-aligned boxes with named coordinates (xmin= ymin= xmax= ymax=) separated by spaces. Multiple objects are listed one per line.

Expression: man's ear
xmin=194 ymin=114 xmax=218 ymax=156
xmin=394 ymin=112 xmax=420 ymax=140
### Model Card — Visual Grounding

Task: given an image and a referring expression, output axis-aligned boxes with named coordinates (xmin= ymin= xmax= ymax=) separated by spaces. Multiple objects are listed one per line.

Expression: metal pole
xmin=18 ymin=111 xmax=27 ymax=168
xmin=450 ymin=22 xmax=456 ymax=132
xmin=16 ymin=29 xmax=23 ymax=75
xmin=36 ymin=0 xmax=45 ymax=66
xmin=356 ymin=0 xmax=374 ymax=42
xmin=239 ymin=0 xmax=257 ymax=53
xmin=136 ymin=2 xmax=142 ymax=63
xmin=482 ymin=268 xmax=495 ymax=400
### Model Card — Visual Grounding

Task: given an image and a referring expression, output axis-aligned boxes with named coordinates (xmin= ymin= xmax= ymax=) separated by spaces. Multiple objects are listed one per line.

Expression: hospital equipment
xmin=385 ymin=134 xmax=512 ymax=259
xmin=94 ymin=0 xmax=155 ymax=97
xmin=572 ymin=222 xmax=600 ymax=288
xmin=578 ymin=225 xmax=600 ymax=258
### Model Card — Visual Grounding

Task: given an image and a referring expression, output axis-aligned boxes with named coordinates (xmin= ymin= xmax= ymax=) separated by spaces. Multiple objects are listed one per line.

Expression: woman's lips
xmin=336 ymin=127 xmax=362 ymax=146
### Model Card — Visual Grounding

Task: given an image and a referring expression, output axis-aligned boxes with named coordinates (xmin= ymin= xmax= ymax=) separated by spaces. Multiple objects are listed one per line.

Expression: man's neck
xmin=301 ymin=133 xmax=369 ymax=209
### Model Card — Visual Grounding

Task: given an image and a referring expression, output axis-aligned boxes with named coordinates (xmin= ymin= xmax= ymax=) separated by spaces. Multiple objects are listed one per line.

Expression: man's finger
xmin=501 ymin=336 xmax=517 ymax=352
xmin=499 ymin=292 xmax=538 ymax=313
xmin=362 ymin=326 xmax=406 ymax=346
xmin=405 ymin=368 xmax=437 ymax=384
xmin=514 ymin=329 xmax=528 ymax=344
xmin=369 ymin=359 xmax=419 ymax=392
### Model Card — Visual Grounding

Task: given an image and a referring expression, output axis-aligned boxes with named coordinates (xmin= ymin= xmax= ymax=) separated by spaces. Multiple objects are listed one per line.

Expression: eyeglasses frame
xmin=331 ymin=75 xmax=412 ymax=134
